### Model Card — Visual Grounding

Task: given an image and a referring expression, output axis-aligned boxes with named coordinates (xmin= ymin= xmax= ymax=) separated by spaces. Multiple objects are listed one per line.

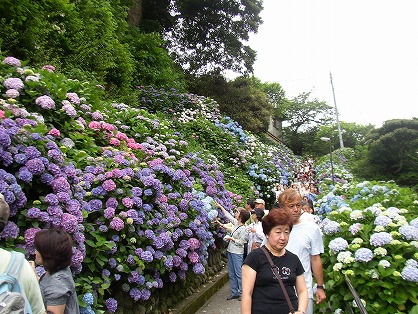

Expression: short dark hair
xmin=238 ymin=208 xmax=250 ymax=224
xmin=246 ymin=198 xmax=255 ymax=210
xmin=262 ymin=208 xmax=293 ymax=235
xmin=34 ymin=229 xmax=73 ymax=273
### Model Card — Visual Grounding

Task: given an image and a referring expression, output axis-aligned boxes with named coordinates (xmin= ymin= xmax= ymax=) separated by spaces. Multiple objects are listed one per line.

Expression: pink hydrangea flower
xmin=116 ymin=132 xmax=128 ymax=141
xmin=35 ymin=95 xmax=55 ymax=109
xmin=42 ymin=64 xmax=55 ymax=72
xmin=0 ymin=110 xmax=5 ymax=119
xmin=4 ymin=77 xmax=24 ymax=90
xmin=66 ymin=92 xmax=80 ymax=105
xmin=88 ymin=121 xmax=101 ymax=130
xmin=109 ymin=138 xmax=121 ymax=146
xmin=102 ymin=123 xmax=115 ymax=132
xmin=6 ymin=89 xmax=19 ymax=98
xmin=48 ymin=128 xmax=61 ymax=137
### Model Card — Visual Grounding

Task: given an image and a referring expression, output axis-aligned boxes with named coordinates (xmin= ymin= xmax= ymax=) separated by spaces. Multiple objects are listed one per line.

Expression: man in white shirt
xmin=276 ymin=189 xmax=326 ymax=314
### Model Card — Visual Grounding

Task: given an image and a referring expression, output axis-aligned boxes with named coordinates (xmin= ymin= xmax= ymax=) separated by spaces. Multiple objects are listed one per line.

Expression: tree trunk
xmin=127 ymin=0 xmax=142 ymax=27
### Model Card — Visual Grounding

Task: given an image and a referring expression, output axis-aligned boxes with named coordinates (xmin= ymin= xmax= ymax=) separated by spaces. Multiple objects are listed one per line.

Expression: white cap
xmin=255 ymin=198 xmax=265 ymax=205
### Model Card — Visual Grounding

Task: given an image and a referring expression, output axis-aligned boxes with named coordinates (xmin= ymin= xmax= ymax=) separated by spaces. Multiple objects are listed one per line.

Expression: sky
xmin=246 ymin=0 xmax=418 ymax=127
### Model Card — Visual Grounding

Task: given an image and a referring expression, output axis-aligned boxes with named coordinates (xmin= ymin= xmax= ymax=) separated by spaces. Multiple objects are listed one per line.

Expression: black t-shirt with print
xmin=243 ymin=248 xmax=305 ymax=314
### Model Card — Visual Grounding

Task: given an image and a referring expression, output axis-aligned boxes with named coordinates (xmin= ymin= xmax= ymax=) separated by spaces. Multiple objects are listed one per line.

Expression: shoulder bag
xmin=260 ymin=246 xmax=295 ymax=314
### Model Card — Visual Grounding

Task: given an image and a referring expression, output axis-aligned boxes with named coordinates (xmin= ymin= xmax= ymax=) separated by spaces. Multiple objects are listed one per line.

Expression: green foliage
xmin=140 ymin=0 xmax=263 ymax=74
xmin=281 ymin=91 xmax=334 ymax=154
xmin=315 ymin=162 xmax=418 ymax=313
xmin=354 ymin=119 xmax=418 ymax=188
xmin=124 ymin=28 xmax=187 ymax=92
xmin=188 ymin=74 xmax=273 ymax=133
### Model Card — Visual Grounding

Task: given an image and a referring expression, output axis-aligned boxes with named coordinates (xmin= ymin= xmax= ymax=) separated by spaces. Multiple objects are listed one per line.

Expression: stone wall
xmin=113 ymin=245 xmax=227 ymax=314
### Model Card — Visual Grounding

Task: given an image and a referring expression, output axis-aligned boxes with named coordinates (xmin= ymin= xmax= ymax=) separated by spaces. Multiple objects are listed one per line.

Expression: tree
xmin=281 ymin=91 xmax=334 ymax=154
xmin=137 ymin=0 xmax=263 ymax=74
xmin=260 ymin=82 xmax=290 ymax=138
xmin=364 ymin=119 xmax=418 ymax=186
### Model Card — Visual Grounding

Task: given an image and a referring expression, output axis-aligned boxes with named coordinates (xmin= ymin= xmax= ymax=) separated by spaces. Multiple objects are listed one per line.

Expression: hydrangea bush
xmin=315 ymin=154 xmax=418 ymax=313
xmin=1 ymin=56 xmax=300 ymax=313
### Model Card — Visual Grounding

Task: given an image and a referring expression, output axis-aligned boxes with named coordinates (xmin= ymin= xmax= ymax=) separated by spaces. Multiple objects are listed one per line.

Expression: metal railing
xmin=345 ymin=276 xmax=368 ymax=314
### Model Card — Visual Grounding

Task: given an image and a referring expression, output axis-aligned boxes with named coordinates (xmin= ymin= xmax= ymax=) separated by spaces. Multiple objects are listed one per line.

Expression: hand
xmin=316 ymin=288 xmax=326 ymax=304
xmin=28 ymin=260 xmax=36 ymax=270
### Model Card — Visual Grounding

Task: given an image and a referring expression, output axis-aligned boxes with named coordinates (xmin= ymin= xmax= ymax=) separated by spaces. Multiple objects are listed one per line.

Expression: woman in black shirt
xmin=242 ymin=209 xmax=308 ymax=314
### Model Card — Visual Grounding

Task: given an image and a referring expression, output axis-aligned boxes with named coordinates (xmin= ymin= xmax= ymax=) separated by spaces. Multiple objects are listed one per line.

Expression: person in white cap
xmin=0 ymin=193 xmax=46 ymax=314
xmin=254 ymin=198 xmax=268 ymax=216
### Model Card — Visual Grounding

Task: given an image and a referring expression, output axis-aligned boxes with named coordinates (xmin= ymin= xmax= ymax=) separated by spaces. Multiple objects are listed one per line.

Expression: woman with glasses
xmin=215 ymin=201 xmax=250 ymax=301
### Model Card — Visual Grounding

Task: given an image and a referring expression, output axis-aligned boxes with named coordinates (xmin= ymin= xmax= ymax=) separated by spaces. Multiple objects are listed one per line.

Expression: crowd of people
xmin=216 ymin=159 xmax=326 ymax=314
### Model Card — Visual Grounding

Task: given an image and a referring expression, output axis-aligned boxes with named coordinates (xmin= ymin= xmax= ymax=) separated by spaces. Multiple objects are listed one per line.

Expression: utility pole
xmin=330 ymin=72 xmax=344 ymax=148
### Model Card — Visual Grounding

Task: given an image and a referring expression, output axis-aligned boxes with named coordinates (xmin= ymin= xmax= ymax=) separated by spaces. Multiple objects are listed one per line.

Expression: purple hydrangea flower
xmin=193 ymin=262 xmax=205 ymax=274
xmin=188 ymin=251 xmax=199 ymax=263
xmin=129 ymin=288 xmax=141 ymax=301
xmin=105 ymin=298 xmax=118 ymax=313
xmin=0 ymin=221 xmax=19 ymax=240
xmin=102 ymin=179 xmax=116 ymax=192
xmin=188 ymin=238 xmax=200 ymax=250
xmin=6 ymin=89 xmax=20 ymax=98
xmin=122 ymin=197 xmax=133 ymax=208
xmin=348 ymin=223 xmax=361 ymax=235
xmin=61 ymin=213 xmax=78 ymax=233
xmin=104 ymin=207 xmax=115 ymax=219
xmin=109 ymin=217 xmax=124 ymax=231
xmin=26 ymin=158 xmax=45 ymax=175
xmin=141 ymin=251 xmax=154 ymax=263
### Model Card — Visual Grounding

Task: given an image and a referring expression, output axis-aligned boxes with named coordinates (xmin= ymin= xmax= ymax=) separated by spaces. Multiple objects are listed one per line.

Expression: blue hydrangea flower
xmin=329 ymin=237 xmax=349 ymax=253
xmin=401 ymin=266 xmax=418 ymax=282
xmin=369 ymin=232 xmax=393 ymax=247
xmin=354 ymin=248 xmax=373 ymax=262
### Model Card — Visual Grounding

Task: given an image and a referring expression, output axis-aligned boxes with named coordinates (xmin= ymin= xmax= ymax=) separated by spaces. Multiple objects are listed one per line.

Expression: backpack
xmin=0 ymin=251 xmax=33 ymax=314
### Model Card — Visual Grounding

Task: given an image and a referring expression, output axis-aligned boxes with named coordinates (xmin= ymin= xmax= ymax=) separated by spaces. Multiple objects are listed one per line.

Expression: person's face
xmin=235 ymin=209 xmax=241 ymax=220
xmin=267 ymin=225 xmax=290 ymax=250
xmin=302 ymin=204 xmax=312 ymax=214
xmin=35 ymin=249 xmax=43 ymax=265
xmin=283 ymin=197 xmax=303 ymax=222
xmin=255 ymin=203 xmax=264 ymax=209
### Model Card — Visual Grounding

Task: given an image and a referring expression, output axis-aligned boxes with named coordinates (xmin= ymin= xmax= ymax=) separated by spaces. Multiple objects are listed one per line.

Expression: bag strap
xmin=261 ymin=246 xmax=295 ymax=313
xmin=6 ymin=252 xmax=24 ymax=277
xmin=230 ymin=225 xmax=244 ymax=236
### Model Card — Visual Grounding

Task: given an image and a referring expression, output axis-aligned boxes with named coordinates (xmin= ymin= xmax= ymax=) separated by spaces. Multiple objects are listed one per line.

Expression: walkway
xmin=196 ymin=281 xmax=241 ymax=314
xmin=172 ymin=267 xmax=240 ymax=314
